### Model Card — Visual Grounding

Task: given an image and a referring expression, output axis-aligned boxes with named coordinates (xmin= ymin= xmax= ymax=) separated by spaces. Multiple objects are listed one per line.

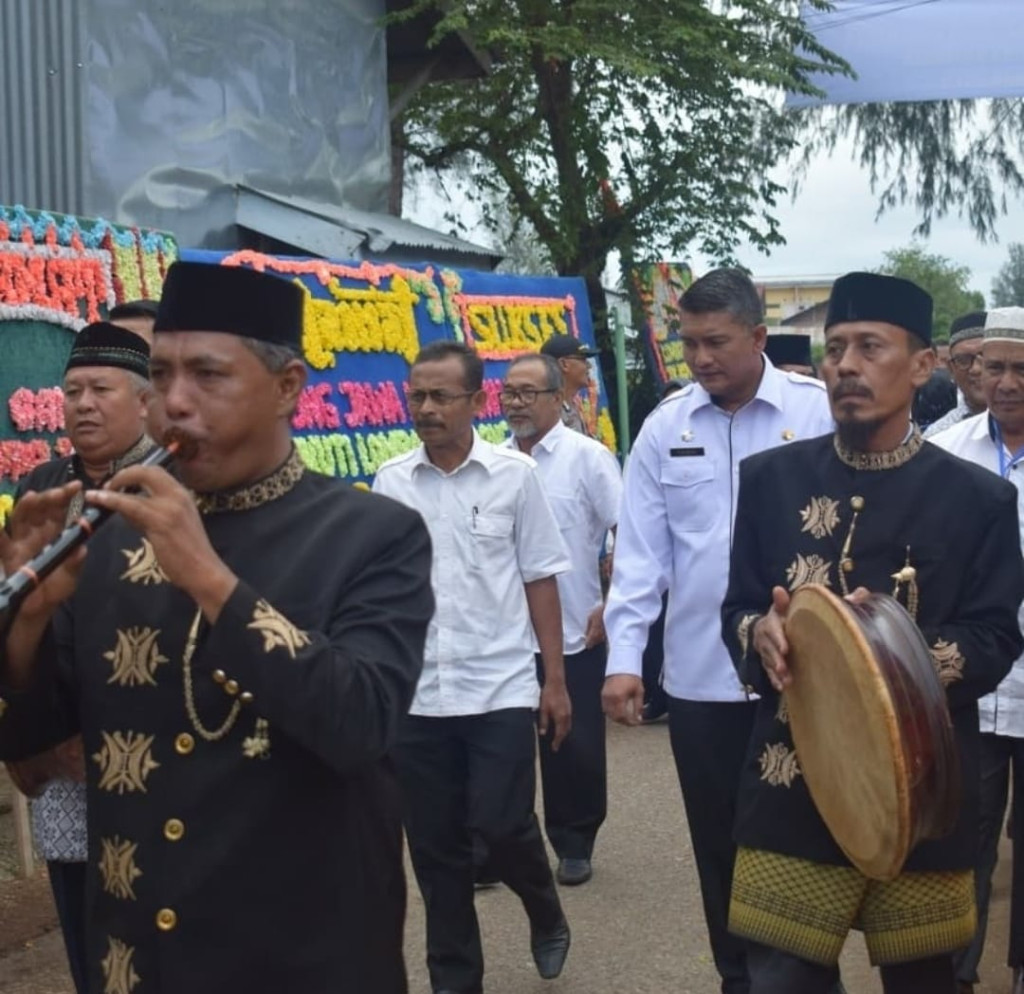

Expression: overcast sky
xmin=700 ymin=135 xmax=1024 ymax=301
xmin=407 ymin=138 xmax=1024 ymax=304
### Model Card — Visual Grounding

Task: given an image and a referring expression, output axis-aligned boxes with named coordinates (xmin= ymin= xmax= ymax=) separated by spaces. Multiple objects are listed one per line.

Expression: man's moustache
xmin=832 ymin=385 xmax=873 ymax=400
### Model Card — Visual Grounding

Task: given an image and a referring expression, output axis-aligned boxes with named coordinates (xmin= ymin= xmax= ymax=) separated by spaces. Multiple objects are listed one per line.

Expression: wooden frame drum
xmin=783 ymin=585 xmax=960 ymax=880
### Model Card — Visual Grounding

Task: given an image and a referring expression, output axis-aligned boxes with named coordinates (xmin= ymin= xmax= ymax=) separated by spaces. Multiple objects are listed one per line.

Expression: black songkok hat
xmin=948 ymin=310 xmax=987 ymax=347
xmin=765 ymin=333 xmax=813 ymax=368
xmin=109 ymin=298 xmax=160 ymax=322
xmin=65 ymin=321 xmax=151 ymax=379
xmin=154 ymin=262 xmax=304 ymax=348
xmin=824 ymin=271 xmax=933 ymax=344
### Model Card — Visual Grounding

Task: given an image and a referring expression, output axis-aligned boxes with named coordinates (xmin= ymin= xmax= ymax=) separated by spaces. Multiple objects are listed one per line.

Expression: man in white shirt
xmin=602 ymin=268 xmax=834 ymax=994
xmin=923 ymin=311 xmax=988 ymax=439
xmin=930 ymin=306 xmax=1024 ymax=994
xmin=374 ymin=341 xmax=573 ymax=994
xmin=501 ymin=352 xmax=623 ymax=886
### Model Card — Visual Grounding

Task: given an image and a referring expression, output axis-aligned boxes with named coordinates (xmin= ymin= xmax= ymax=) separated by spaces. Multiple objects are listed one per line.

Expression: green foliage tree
xmin=991 ymin=243 xmax=1024 ymax=307
xmin=877 ymin=245 xmax=985 ymax=342
xmin=795 ymin=99 xmax=1024 ymax=243
xmin=391 ymin=0 xmax=848 ymax=355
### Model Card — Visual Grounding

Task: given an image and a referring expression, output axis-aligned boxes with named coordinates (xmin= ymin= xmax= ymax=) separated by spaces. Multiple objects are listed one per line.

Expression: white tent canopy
xmin=789 ymin=0 xmax=1024 ymax=107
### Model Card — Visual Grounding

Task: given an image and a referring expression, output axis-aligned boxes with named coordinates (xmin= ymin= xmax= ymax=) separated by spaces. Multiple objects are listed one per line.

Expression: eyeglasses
xmin=498 ymin=387 xmax=558 ymax=406
xmin=407 ymin=390 xmax=475 ymax=408
xmin=949 ymin=353 xmax=984 ymax=372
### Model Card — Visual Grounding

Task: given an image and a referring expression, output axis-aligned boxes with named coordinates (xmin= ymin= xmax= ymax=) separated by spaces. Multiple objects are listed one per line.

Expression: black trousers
xmin=536 ymin=645 xmax=607 ymax=860
xmin=955 ymin=732 xmax=1024 ymax=981
xmin=46 ymin=860 xmax=88 ymax=994
xmin=748 ymin=941 xmax=955 ymax=994
xmin=395 ymin=709 xmax=564 ymax=994
xmin=668 ymin=697 xmax=757 ymax=994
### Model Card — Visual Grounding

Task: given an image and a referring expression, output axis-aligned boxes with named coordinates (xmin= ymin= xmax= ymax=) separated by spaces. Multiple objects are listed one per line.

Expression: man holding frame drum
xmin=721 ymin=272 xmax=1024 ymax=994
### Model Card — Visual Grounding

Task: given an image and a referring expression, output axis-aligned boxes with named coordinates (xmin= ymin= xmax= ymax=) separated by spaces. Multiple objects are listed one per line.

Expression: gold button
xmin=212 ymin=669 xmax=227 ymax=684
xmin=163 ymin=818 xmax=185 ymax=842
xmin=224 ymin=680 xmax=240 ymax=696
xmin=841 ymin=560 xmax=855 ymax=573
xmin=240 ymin=691 xmax=254 ymax=705
xmin=174 ymin=733 xmax=195 ymax=756
xmin=156 ymin=908 xmax=178 ymax=932
xmin=850 ymin=496 xmax=865 ymax=512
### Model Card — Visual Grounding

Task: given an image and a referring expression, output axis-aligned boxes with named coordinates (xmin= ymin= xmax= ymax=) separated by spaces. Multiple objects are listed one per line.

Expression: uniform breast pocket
xmin=547 ymin=491 xmax=585 ymax=538
xmin=660 ymin=459 xmax=718 ymax=533
xmin=468 ymin=512 xmax=515 ymax=571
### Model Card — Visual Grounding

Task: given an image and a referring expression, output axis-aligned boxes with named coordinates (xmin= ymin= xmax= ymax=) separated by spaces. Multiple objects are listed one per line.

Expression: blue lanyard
xmin=991 ymin=417 xmax=1024 ymax=479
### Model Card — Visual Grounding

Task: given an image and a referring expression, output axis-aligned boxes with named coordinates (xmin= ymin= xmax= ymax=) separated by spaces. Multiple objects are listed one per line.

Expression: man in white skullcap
xmin=931 ymin=306 xmax=1024 ymax=994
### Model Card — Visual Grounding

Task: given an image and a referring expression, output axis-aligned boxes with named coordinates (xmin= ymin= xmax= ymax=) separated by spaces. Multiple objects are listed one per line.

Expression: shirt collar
xmin=689 ymin=356 xmax=786 ymax=414
xmin=530 ymin=419 xmax=569 ymax=454
xmin=414 ymin=429 xmax=495 ymax=476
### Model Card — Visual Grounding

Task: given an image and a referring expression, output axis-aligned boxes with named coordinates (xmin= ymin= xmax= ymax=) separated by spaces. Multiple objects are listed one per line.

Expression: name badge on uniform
xmin=670 ymin=447 xmax=705 ymax=457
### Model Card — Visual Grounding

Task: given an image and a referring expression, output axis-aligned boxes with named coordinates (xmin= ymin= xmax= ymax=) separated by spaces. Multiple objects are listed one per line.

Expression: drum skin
xmin=784 ymin=585 xmax=960 ymax=881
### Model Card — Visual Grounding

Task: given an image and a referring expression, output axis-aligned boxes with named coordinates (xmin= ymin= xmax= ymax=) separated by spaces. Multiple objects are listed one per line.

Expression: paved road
xmin=0 ymin=721 xmax=1015 ymax=993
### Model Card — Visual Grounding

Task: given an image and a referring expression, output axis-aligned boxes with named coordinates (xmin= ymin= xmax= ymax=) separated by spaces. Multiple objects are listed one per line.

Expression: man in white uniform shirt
xmin=930 ymin=306 xmax=1024 ymax=994
xmin=501 ymin=352 xmax=623 ymax=886
xmin=602 ymin=268 xmax=834 ymax=994
xmin=374 ymin=341 xmax=573 ymax=994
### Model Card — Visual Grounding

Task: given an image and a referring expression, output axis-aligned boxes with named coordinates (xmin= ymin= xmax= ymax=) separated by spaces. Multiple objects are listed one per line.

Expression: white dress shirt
xmin=373 ymin=430 xmax=571 ymax=717
xmin=505 ymin=420 xmax=622 ymax=654
xmin=929 ymin=412 xmax=1024 ymax=736
xmin=605 ymin=359 xmax=834 ymax=701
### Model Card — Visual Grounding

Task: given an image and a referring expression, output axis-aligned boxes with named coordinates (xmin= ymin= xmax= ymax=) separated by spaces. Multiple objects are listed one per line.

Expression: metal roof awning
xmin=235 ymin=186 xmax=503 ymax=270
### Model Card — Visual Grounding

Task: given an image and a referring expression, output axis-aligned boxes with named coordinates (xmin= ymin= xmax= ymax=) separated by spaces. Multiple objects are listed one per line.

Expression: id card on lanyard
xmin=991 ymin=416 xmax=1024 ymax=478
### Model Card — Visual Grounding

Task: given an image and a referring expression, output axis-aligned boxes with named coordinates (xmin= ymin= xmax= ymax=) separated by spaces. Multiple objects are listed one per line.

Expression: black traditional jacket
xmin=722 ymin=431 xmax=1024 ymax=872
xmin=0 ymin=452 xmax=434 ymax=994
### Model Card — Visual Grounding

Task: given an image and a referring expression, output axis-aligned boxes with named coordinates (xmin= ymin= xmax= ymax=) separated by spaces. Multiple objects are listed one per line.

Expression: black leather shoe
xmin=556 ymin=857 xmax=592 ymax=885
xmin=641 ymin=701 xmax=668 ymax=723
xmin=531 ymin=918 xmax=571 ymax=979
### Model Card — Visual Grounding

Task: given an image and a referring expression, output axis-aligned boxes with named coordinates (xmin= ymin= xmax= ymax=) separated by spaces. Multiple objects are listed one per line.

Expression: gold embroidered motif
xmin=104 ymin=628 xmax=169 ymax=687
xmin=776 ymin=696 xmax=790 ymax=725
xmin=931 ymin=639 xmax=966 ymax=687
xmin=833 ymin=427 xmax=923 ymax=471
xmin=99 ymin=837 xmax=142 ymax=901
xmin=785 ymin=554 xmax=832 ymax=590
xmin=242 ymin=718 xmax=272 ymax=759
xmin=194 ymin=448 xmax=305 ymax=515
xmin=758 ymin=742 xmax=801 ymax=787
xmin=737 ymin=614 xmax=759 ymax=657
xmin=799 ymin=496 xmax=841 ymax=539
xmin=248 ymin=600 xmax=311 ymax=659
xmin=101 ymin=937 xmax=140 ymax=994
xmin=93 ymin=731 xmax=160 ymax=795
xmin=120 ymin=539 xmax=168 ymax=585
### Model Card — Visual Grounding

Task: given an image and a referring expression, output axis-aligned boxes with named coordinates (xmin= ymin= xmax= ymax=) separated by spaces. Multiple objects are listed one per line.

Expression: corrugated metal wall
xmin=0 ymin=0 xmax=84 ymax=215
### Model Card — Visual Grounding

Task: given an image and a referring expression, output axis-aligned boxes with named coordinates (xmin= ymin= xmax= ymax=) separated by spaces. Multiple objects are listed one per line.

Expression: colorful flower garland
xmin=0 ymin=206 xmax=174 ymax=329
xmin=8 ymin=386 xmax=65 ymax=433
xmin=453 ymin=293 xmax=580 ymax=360
xmin=0 ymin=438 xmax=53 ymax=483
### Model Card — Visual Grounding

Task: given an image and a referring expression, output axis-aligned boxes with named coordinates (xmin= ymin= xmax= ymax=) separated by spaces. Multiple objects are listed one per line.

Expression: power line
xmin=804 ymin=0 xmax=944 ymax=34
